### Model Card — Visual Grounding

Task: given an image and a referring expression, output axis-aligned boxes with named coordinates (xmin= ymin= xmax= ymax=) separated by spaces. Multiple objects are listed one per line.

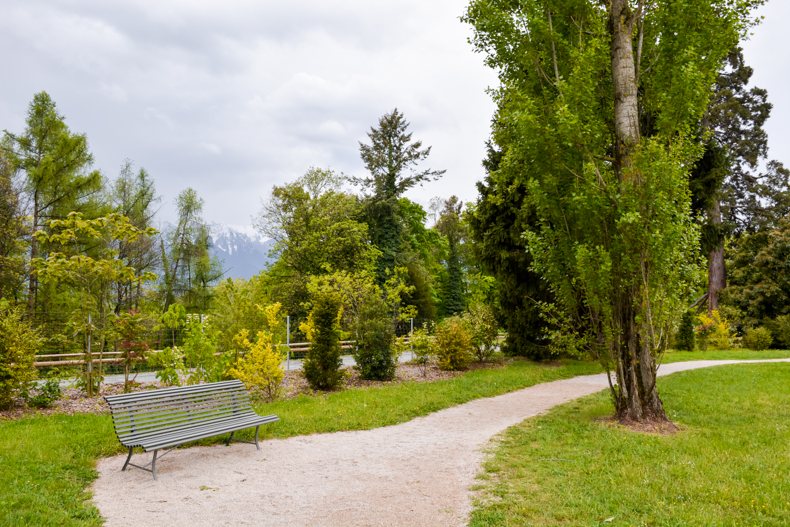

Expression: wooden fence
xmin=33 ymin=340 xmax=359 ymax=368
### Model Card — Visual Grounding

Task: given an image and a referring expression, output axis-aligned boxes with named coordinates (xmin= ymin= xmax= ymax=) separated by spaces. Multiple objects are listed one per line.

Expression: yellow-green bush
xmin=434 ymin=316 xmax=473 ymax=371
xmin=0 ymin=302 xmax=42 ymax=408
xmin=695 ymin=310 xmax=733 ymax=350
xmin=228 ymin=329 xmax=284 ymax=401
xmin=742 ymin=326 xmax=773 ymax=351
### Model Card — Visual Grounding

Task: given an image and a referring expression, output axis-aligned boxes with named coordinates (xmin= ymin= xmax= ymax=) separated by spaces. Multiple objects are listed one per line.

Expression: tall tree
xmin=0 ymin=151 xmax=25 ymax=301
xmin=256 ymin=167 xmax=378 ymax=321
xmin=690 ymin=48 xmax=786 ymax=311
xmin=110 ymin=160 xmax=159 ymax=312
xmin=465 ymin=0 xmax=761 ymax=422
xmin=435 ymin=196 xmax=467 ymax=316
xmin=355 ymin=109 xmax=445 ymax=282
xmin=161 ymin=188 xmax=222 ymax=312
xmin=468 ymin=143 xmax=553 ymax=358
xmin=2 ymin=92 xmax=103 ymax=314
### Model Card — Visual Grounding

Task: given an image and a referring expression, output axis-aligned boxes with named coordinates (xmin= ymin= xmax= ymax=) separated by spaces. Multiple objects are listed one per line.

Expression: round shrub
xmin=434 ymin=316 xmax=473 ymax=371
xmin=742 ymin=326 xmax=773 ymax=351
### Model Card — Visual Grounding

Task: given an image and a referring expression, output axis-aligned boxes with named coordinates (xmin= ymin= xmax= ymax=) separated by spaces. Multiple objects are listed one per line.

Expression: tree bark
xmin=608 ymin=0 xmax=668 ymax=423
xmin=707 ymin=199 xmax=726 ymax=313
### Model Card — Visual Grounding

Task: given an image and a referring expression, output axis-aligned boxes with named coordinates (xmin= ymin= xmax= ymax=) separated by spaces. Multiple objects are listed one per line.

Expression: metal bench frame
xmin=105 ymin=380 xmax=279 ymax=479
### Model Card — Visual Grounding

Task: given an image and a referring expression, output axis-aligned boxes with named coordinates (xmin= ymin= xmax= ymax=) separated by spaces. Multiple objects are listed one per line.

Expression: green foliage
xmin=257 ymin=167 xmax=379 ymax=322
xmin=353 ymin=294 xmax=396 ymax=381
xmin=771 ymin=315 xmax=790 ymax=349
xmin=742 ymin=326 xmax=773 ymax=351
xmin=463 ymin=0 xmax=761 ymax=417
xmin=147 ymin=346 xmax=185 ymax=386
xmin=724 ymin=216 xmax=790 ymax=327
xmin=161 ymin=303 xmax=187 ymax=346
xmin=303 ymin=292 xmax=344 ymax=390
xmin=228 ymin=329 xmax=285 ymax=401
xmin=26 ymin=377 xmax=62 ymax=409
xmin=464 ymin=303 xmax=499 ymax=362
xmin=181 ymin=318 xmax=226 ymax=384
xmin=675 ymin=310 xmax=697 ymax=351
xmin=114 ymin=309 xmax=154 ymax=392
xmin=354 ymin=109 xmax=445 ymax=282
xmin=208 ymin=277 xmax=270 ymax=354
xmin=0 ymin=302 xmax=41 ymax=408
xmin=695 ymin=310 xmax=734 ymax=350
xmin=409 ymin=326 xmax=435 ymax=375
xmin=436 ymin=196 xmax=467 ymax=316
xmin=434 ymin=316 xmax=474 ymax=371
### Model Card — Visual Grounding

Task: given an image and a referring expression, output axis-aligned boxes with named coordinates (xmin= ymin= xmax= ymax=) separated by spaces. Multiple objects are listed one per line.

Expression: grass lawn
xmin=470 ymin=362 xmax=790 ymax=527
xmin=0 ymin=358 xmax=601 ymax=526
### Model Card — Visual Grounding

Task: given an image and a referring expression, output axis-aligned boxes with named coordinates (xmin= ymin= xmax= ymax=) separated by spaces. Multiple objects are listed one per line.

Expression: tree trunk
xmin=27 ymin=197 xmax=40 ymax=315
xmin=707 ymin=199 xmax=726 ymax=313
xmin=609 ymin=0 xmax=668 ymax=423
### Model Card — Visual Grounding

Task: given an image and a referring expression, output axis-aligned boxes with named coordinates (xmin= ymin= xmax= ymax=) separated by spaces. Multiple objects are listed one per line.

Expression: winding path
xmin=92 ymin=359 xmax=790 ymax=526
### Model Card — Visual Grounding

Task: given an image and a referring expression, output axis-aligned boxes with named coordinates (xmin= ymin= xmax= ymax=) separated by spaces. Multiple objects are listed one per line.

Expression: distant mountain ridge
xmin=208 ymin=224 xmax=276 ymax=279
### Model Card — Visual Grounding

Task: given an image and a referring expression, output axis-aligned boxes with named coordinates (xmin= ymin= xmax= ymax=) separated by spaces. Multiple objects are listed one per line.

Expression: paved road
xmin=95 ymin=351 xmax=415 ymax=386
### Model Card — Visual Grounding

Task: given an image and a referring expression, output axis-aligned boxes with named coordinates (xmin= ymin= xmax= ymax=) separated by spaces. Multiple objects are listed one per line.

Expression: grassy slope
xmin=470 ymin=363 xmax=790 ymax=527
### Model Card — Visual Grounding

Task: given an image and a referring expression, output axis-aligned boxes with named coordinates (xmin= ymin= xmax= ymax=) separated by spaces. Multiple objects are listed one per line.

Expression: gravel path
xmin=92 ymin=359 xmax=790 ymax=526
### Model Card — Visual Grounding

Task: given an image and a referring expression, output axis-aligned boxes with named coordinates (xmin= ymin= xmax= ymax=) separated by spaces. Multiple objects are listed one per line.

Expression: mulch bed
xmin=0 ymin=361 xmax=502 ymax=421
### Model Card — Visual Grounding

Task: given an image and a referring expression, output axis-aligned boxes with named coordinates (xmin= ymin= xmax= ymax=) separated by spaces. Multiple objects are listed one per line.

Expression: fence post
xmin=286 ymin=315 xmax=291 ymax=372
xmin=410 ymin=317 xmax=414 ymax=360
xmin=86 ymin=313 xmax=93 ymax=397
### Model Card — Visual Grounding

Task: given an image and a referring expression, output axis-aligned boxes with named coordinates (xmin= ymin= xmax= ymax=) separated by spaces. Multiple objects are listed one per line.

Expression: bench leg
xmin=225 ymin=431 xmax=235 ymax=446
xmin=122 ymin=447 xmax=134 ymax=471
xmin=151 ymin=450 xmax=158 ymax=480
xmin=254 ymin=425 xmax=261 ymax=450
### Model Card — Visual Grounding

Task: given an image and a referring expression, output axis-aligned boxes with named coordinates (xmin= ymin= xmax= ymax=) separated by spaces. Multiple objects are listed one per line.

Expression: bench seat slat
xmin=131 ymin=414 xmax=280 ymax=451
xmin=116 ymin=409 xmax=264 ymax=442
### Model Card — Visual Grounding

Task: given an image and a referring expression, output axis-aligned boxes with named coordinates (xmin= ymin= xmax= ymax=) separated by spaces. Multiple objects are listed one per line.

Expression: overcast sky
xmin=1 ymin=1 xmax=787 ymax=231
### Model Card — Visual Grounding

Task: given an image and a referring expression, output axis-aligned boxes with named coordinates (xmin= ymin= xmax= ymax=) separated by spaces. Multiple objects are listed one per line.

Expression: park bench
xmin=104 ymin=379 xmax=279 ymax=479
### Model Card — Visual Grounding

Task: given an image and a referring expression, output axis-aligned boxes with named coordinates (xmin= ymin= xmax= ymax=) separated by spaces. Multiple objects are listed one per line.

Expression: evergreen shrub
xmin=675 ymin=310 xmax=696 ymax=351
xmin=353 ymin=295 xmax=396 ymax=381
xmin=303 ymin=293 xmax=343 ymax=390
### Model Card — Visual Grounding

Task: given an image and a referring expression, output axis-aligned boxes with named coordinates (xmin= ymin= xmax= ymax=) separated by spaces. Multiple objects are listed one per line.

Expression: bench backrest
xmin=104 ymin=380 xmax=253 ymax=441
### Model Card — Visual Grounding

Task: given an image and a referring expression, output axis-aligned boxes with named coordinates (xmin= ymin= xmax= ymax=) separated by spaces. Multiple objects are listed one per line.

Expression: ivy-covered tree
xmin=465 ymin=0 xmax=761 ymax=422
xmin=354 ymin=109 xmax=445 ymax=283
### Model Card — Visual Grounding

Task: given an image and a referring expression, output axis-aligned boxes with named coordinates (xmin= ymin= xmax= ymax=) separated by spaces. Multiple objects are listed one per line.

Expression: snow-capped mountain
xmin=209 ymin=224 xmax=276 ymax=279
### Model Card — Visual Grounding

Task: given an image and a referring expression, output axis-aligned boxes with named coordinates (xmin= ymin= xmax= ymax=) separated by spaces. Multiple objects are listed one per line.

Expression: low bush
xmin=742 ymin=326 xmax=773 ymax=350
xmin=0 ymin=302 xmax=42 ymax=409
xmin=464 ymin=304 xmax=498 ymax=362
xmin=695 ymin=310 xmax=733 ymax=350
xmin=771 ymin=314 xmax=790 ymax=349
xmin=26 ymin=378 xmax=62 ymax=408
xmin=434 ymin=316 xmax=473 ymax=371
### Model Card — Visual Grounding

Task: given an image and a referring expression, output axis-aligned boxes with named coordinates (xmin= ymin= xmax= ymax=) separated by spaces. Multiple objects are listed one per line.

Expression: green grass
xmin=662 ymin=348 xmax=790 ymax=362
xmin=470 ymin=363 xmax=790 ymax=527
xmin=0 ymin=358 xmax=601 ymax=526
xmin=2 ymin=353 xmax=786 ymax=526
